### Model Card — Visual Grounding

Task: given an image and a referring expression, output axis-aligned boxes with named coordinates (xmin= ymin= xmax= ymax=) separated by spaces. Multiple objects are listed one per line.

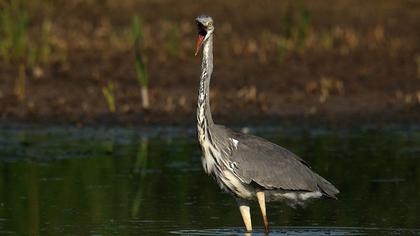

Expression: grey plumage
xmin=214 ymin=125 xmax=339 ymax=197
xmin=194 ymin=14 xmax=339 ymax=233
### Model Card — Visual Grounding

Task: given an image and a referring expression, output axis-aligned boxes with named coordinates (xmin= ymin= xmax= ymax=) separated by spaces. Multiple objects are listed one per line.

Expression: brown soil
xmin=0 ymin=0 xmax=419 ymax=126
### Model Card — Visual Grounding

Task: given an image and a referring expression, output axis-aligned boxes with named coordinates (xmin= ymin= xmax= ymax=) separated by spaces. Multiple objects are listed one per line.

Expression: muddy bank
xmin=0 ymin=0 xmax=419 ymax=126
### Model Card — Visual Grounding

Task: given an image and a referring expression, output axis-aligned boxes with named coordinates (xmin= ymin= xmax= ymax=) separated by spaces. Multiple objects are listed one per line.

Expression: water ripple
xmin=171 ymin=227 xmax=420 ymax=236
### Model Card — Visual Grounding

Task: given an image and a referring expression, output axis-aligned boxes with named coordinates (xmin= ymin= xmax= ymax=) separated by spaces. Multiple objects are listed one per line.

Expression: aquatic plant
xmin=131 ymin=15 xmax=150 ymax=110
xmin=102 ymin=80 xmax=116 ymax=113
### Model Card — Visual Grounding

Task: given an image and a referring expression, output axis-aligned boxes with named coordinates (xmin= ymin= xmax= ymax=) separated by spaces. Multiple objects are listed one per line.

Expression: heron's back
xmin=210 ymin=125 xmax=339 ymax=201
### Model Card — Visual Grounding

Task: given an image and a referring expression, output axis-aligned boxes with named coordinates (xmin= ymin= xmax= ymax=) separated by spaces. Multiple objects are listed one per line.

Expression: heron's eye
xmin=207 ymin=22 xmax=213 ymax=27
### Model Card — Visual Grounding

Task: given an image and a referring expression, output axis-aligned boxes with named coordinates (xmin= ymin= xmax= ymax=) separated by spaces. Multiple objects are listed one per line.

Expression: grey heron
xmin=194 ymin=15 xmax=339 ymax=233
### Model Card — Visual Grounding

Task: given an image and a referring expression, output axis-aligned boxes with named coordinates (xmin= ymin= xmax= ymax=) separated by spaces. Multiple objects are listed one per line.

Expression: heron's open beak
xmin=195 ymin=34 xmax=205 ymax=56
xmin=195 ymin=23 xmax=207 ymax=56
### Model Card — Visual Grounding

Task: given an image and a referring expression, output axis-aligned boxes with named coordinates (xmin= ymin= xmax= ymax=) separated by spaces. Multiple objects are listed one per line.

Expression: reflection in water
xmin=132 ymin=137 xmax=149 ymax=218
xmin=171 ymin=227 xmax=420 ymax=236
xmin=0 ymin=125 xmax=419 ymax=235
xmin=28 ymin=164 xmax=39 ymax=236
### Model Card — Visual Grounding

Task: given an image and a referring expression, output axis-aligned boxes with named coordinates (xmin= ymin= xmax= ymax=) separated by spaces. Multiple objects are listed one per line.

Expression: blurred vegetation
xmin=14 ymin=64 xmax=26 ymax=100
xmin=0 ymin=0 xmax=29 ymax=63
xmin=0 ymin=0 xmax=418 ymax=122
xmin=277 ymin=6 xmax=311 ymax=63
xmin=416 ymin=55 xmax=420 ymax=79
xmin=0 ymin=0 xmax=52 ymax=65
xmin=165 ymin=23 xmax=181 ymax=57
xmin=101 ymin=80 xmax=117 ymax=113
xmin=132 ymin=15 xmax=150 ymax=110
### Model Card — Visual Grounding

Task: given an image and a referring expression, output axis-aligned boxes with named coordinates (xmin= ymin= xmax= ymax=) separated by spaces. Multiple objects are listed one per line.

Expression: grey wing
xmin=221 ymin=128 xmax=338 ymax=196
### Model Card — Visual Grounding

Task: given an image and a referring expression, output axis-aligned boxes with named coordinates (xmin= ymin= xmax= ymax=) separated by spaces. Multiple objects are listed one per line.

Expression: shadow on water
xmin=0 ymin=124 xmax=419 ymax=235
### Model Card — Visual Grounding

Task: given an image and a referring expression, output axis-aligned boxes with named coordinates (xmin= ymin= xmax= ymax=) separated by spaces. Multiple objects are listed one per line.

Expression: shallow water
xmin=0 ymin=124 xmax=419 ymax=235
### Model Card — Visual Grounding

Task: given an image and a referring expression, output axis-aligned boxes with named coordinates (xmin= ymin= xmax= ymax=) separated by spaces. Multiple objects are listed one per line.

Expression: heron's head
xmin=195 ymin=14 xmax=214 ymax=56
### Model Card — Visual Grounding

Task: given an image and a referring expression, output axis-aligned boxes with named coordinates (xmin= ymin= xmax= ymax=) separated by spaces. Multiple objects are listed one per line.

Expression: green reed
xmin=132 ymin=15 xmax=150 ymax=109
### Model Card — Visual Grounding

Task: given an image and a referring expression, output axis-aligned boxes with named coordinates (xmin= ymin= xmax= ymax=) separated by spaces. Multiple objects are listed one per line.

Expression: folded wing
xmin=217 ymin=126 xmax=339 ymax=197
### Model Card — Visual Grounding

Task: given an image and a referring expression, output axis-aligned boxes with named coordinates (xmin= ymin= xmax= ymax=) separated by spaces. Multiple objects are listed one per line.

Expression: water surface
xmin=0 ymin=124 xmax=419 ymax=235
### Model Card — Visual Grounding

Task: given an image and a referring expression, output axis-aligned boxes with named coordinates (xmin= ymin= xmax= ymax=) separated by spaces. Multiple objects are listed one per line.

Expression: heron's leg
xmin=256 ymin=191 xmax=269 ymax=233
xmin=236 ymin=198 xmax=252 ymax=233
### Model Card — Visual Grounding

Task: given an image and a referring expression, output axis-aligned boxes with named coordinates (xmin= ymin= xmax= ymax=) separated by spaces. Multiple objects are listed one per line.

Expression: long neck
xmin=197 ymin=34 xmax=214 ymax=142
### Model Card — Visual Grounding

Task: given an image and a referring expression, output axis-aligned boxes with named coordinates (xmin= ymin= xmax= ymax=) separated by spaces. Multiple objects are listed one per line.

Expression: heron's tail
xmin=315 ymin=174 xmax=340 ymax=199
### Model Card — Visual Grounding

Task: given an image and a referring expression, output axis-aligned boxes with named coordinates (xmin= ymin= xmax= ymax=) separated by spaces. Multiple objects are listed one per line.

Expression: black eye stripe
xmin=196 ymin=22 xmax=205 ymax=28
xmin=196 ymin=21 xmax=208 ymax=36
